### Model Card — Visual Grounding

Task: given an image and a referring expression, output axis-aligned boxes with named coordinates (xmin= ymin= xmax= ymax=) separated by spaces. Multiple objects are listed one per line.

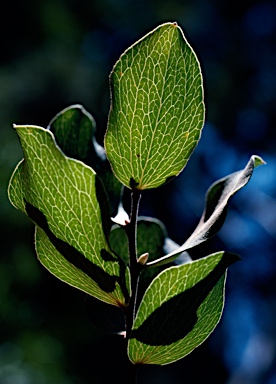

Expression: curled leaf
xmin=147 ymin=155 xmax=265 ymax=267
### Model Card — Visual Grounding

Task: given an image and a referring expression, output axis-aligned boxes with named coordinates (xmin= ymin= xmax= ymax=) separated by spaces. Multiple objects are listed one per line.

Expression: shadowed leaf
xmin=48 ymin=104 xmax=105 ymax=165
xmin=109 ymin=217 xmax=184 ymax=294
xmin=128 ymin=251 xmax=239 ymax=365
xmin=8 ymin=125 xmax=130 ymax=306
xmin=110 ymin=217 xmax=166 ymax=265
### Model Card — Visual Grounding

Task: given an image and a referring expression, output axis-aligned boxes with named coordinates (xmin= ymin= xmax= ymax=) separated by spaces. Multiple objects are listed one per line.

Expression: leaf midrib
xmin=138 ymin=26 xmax=175 ymax=189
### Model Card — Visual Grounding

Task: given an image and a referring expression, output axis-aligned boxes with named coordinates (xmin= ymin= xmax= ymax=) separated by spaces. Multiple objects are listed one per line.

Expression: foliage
xmin=8 ymin=22 xmax=264 ymax=382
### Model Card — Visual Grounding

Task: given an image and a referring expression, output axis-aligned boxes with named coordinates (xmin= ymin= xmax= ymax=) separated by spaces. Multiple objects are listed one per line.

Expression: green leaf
xmin=109 ymin=224 xmax=129 ymax=265
xmin=105 ymin=22 xmax=204 ymax=190
xmin=110 ymin=217 xmax=173 ymax=294
xmin=48 ymin=104 xmax=105 ymax=165
xmin=110 ymin=217 xmax=167 ymax=265
xmin=48 ymin=104 xmax=122 ymax=217
xmin=8 ymin=125 xmax=130 ymax=307
xmin=147 ymin=155 xmax=265 ymax=267
xmin=128 ymin=251 xmax=239 ymax=365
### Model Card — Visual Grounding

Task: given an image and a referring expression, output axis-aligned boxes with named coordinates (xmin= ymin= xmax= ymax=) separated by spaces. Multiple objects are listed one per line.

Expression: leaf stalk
xmin=125 ymin=189 xmax=142 ymax=337
xmin=125 ymin=189 xmax=141 ymax=383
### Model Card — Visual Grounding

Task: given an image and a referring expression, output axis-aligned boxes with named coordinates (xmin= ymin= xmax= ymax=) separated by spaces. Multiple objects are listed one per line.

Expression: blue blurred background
xmin=0 ymin=0 xmax=275 ymax=383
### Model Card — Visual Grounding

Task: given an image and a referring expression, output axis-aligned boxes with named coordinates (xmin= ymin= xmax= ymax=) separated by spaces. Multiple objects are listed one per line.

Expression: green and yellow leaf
xmin=8 ymin=125 xmax=129 ymax=306
xmin=105 ymin=22 xmax=204 ymax=190
xmin=128 ymin=251 xmax=239 ymax=365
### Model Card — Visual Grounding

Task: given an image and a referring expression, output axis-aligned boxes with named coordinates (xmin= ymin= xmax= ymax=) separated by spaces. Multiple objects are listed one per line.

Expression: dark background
xmin=1 ymin=0 xmax=275 ymax=383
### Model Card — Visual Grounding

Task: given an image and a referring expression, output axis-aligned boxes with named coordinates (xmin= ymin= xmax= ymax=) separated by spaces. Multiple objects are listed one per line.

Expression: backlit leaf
xmin=105 ymin=22 xmax=204 ymax=190
xmin=128 ymin=251 xmax=239 ymax=365
xmin=8 ymin=125 xmax=129 ymax=306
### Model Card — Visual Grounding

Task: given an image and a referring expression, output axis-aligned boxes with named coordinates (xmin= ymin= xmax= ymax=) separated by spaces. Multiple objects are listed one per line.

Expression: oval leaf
xmin=105 ymin=22 xmax=204 ymax=190
xmin=8 ymin=125 xmax=129 ymax=306
xmin=128 ymin=251 xmax=239 ymax=365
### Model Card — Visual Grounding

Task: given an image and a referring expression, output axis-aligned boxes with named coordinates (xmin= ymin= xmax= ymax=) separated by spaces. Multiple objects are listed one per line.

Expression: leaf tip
xmin=252 ymin=155 xmax=266 ymax=168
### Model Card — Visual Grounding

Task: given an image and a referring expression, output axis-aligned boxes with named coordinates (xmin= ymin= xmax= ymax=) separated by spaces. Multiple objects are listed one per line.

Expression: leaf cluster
xmin=8 ymin=23 xmax=264 ymax=368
